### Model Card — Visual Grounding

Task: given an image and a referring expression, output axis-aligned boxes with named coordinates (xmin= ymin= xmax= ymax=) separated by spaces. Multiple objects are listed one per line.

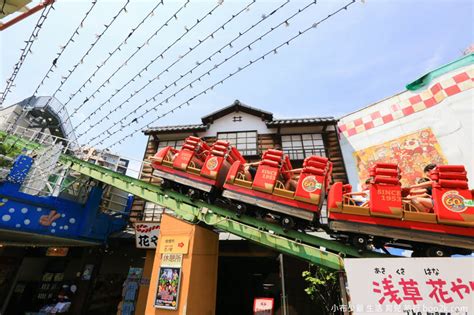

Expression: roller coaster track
xmin=1 ymin=130 xmax=384 ymax=270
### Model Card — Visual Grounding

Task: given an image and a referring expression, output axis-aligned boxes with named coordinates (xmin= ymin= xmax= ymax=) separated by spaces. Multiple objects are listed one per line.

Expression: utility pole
xmin=279 ymin=254 xmax=288 ymax=315
xmin=338 ymin=271 xmax=349 ymax=315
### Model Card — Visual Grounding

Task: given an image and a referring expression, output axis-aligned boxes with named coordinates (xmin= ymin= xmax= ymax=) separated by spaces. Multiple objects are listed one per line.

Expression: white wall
xmin=200 ymin=111 xmax=274 ymax=137
xmin=339 ymin=64 xmax=473 ymax=189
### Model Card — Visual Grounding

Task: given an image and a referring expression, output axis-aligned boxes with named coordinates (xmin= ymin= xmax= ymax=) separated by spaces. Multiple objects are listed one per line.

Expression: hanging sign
xmin=134 ymin=222 xmax=160 ymax=249
xmin=344 ymin=258 xmax=474 ymax=315
xmin=253 ymin=297 xmax=274 ymax=315
xmin=158 ymin=235 xmax=189 ymax=254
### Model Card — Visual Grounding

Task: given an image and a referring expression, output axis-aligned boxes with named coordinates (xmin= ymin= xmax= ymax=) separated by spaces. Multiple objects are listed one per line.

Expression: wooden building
xmin=131 ymin=100 xmax=348 ymax=222
xmin=129 ymin=100 xmax=350 ymax=314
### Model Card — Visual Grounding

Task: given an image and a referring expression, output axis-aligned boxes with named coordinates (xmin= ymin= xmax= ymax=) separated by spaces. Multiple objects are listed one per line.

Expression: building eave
xmin=143 ymin=124 xmax=207 ymax=135
xmin=266 ymin=117 xmax=337 ymax=127
xmin=201 ymin=100 xmax=273 ymax=124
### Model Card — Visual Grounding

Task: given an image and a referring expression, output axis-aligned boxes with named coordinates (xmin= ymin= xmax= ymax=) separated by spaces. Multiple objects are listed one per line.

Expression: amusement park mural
xmin=353 ymin=128 xmax=448 ymax=186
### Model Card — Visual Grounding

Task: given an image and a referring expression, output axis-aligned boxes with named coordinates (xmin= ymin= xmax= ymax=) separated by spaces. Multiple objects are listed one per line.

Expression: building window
xmin=157 ymin=139 xmax=184 ymax=151
xmin=218 ymin=131 xmax=258 ymax=156
xmin=281 ymin=134 xmax=326 ymax=160
xmin=143 ymin=202 xmax=173 ymax=221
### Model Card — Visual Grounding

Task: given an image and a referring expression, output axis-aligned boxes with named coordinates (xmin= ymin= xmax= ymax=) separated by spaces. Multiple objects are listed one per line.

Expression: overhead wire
xmin=65 ymin=0 xmax=222 ymax=119
xmin=47 ymin=0 xmax=130 ymax=104
xmin=59 ymin=0 xmax=192 ymax=119
xmin=30 ymin=0 xmax=99 ymax=100
xmin=0 ymin=2 xmax=55 ymax=106
xmin=61 ymin=0 xmax=164 ymax=109
xmin=86 ymin=0 xmax=312 ymax=144
xmin=71 ymin=0 xmax=258 ymax=136
xmin=98 ymin=0 xmax=357 ymax=149
xmin=78 ymin=0 xmax=290 ymax=140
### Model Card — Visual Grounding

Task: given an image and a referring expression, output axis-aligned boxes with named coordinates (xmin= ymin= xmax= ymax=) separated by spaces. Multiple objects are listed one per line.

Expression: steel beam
xmin=2 ymin=131 xmax=385 ymax=270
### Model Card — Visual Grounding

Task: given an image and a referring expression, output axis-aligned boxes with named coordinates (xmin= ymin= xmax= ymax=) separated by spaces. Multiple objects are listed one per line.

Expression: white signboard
xmin=253 ymin=297 xmax=274 ymax=315
xmin=134 ymin=222 xmax=160 ymax=249
xmin=344 ymin=258 xmax=474 ymax=315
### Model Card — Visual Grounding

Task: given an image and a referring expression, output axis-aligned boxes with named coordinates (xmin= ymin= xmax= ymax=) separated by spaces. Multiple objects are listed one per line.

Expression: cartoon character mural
xmin=353 ymin=128 xmax=448 ymax=186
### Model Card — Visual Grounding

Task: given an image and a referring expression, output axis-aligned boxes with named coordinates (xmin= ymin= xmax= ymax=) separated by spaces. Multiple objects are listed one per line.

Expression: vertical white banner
xmin=344 ymin=258 xmax=474 ymax=314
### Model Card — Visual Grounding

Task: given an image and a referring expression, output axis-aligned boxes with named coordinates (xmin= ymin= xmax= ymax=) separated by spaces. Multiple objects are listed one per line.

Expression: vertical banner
xmin=253 ymin=297 xmax=274 ymax=315
xmin=344 ymin=258 xmax=474 ymax=314
xmin=154 ymin=254 xmax=183 ymax=310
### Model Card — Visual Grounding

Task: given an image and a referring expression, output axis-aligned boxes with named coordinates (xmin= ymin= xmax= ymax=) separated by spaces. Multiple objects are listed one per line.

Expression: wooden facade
xmin=130 ymin=102 xmax=348 ymax=222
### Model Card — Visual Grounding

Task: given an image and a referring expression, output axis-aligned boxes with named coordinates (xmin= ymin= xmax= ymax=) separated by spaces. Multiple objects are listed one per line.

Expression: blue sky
xmin=1 ymin=0 xmax=472 ymax=159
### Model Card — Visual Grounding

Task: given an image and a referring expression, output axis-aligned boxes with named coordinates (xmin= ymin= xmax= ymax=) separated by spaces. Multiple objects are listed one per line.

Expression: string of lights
xmin=78 ymin=0 xmax=290 ymax=140
xmin=61 ymin=0 xmax=164 ymax=109
xmin=30 ymin=0 xmax=99 ymax=100
xmin=65 ymin=0 xmax=216 ymax=119
xmin=61 ymin=0 xmax=191 ymax=119
xmin=0 ymin=3 xmax=55 ymax=106
xmin=71 ymin=0 xmax=257 ymax=135
xmin=97 ymin=0 xmax=356 ymax=149
xmin=47 ymin=0 xmax=130 ymax=103
xmin=85 ymin=0 xmax=312 ymax=143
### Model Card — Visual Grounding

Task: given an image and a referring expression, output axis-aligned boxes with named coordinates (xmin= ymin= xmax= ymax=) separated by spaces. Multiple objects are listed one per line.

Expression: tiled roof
xmin=144 ymin=124 xmax=206 ymax=134
xmin=266 ymin=117 xmax=337 ymax=126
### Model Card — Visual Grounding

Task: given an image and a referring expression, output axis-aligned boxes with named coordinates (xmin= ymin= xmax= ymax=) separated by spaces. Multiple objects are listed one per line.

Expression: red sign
xmin=253 ymin=297 xmax=274 ymax=315
xmin=46 ymin=247 xmax=69 ymax=257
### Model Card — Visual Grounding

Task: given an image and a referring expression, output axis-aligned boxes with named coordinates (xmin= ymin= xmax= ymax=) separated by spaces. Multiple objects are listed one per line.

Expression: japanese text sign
xmin=161 ymin=254 xmax=183 ymax=268
xmin=344 ymin=258 xmax=474 ymax=314
xmin=158 ymin=235 xmax=189 ymax=254
xmin=253 ymin=297 xmax=274 ymax=315
xmin=134 ymin=222 xmax=160 ymax=249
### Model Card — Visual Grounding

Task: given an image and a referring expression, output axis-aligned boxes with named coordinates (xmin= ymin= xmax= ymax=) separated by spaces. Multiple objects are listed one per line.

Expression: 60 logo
xmin=301 ymin=176 xmax=321 ymax=193
xmin=442 ymin=191 xmax=467 ymax=213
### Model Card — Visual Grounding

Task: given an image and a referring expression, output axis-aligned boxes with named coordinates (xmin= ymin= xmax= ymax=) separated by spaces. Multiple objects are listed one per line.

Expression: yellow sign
xmin=158 ymin=235 xmax=189 ymax=254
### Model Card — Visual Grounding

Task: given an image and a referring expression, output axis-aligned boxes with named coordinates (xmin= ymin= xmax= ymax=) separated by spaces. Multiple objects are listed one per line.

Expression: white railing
xmin=1 ymin=122 xmax=162 ymax=217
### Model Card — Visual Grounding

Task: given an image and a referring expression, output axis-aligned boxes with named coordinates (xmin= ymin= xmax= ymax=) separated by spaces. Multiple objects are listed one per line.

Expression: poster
xmin=353 ymin=128 xmax=447 ymax=186
xmin=154 ymin=267 xmax=182 ymax=310
xmin=344 ymin=258 xmax=474 ymax=315
xmin=134 ymin=222 xmax=160 ymax=249
xmin=81 ymin=264 xmax=94 ymax=281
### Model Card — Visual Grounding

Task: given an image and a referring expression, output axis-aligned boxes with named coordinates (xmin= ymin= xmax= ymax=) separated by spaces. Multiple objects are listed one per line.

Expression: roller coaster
xmin=1 ymin=126 xmax=473 ymax=271
xmin=150 ymin=136 xmax=474 ymax=257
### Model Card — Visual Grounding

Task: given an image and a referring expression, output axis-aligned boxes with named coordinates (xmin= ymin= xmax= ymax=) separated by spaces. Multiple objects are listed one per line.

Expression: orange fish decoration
xmin=39 ymin=210 xmax=61 ymax=226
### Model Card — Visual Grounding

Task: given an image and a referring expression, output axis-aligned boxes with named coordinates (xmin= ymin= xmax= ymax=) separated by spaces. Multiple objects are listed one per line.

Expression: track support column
xmin=144 ymin=214 xmax=219 ymax=315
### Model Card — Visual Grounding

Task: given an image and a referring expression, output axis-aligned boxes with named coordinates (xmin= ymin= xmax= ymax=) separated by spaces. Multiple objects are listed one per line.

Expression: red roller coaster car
xmin=327 ymin=163 xmax=474 ymax=256
xmin=151 ymin=136 xmax=473 ymax=256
